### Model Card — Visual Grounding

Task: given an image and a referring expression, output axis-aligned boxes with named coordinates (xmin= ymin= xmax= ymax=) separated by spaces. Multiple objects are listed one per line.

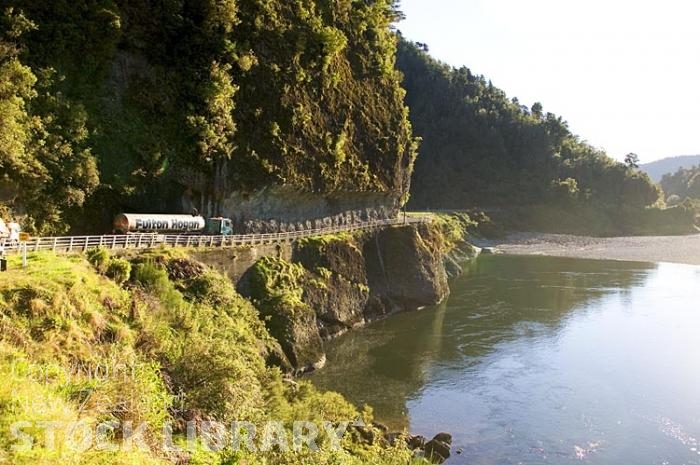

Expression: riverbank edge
xmin=474 ymin=231 xmax=700 ymax=266
xmin=193 ymin=215 xmax=480 ymax=375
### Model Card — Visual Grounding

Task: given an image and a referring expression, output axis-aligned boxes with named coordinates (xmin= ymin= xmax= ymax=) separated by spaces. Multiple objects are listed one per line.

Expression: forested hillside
xmin=397 ymin=39 xmax=659 ymax=211
xmin=0 ymin=0 xmax=416 ymax=234
xmin=1 ymin=2 xmax=694 ymax=237
xmin=642 ymin=155 xmax=700 ymax=182
xmin=661 ymin=165 xmax=700 ymax=203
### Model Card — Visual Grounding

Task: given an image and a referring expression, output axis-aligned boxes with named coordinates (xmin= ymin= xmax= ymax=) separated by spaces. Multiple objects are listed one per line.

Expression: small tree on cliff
xmin=624 ymin=152 xmax=640 ymax=169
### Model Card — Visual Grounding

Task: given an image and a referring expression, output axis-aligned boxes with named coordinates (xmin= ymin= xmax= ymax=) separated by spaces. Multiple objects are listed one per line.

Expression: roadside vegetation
xmin=0 ymin=249 xmax=425 ymax=464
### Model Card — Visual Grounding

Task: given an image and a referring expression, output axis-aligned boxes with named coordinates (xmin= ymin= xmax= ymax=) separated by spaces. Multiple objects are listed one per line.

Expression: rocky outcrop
xmin=240 ymin=256 xmax=326 ymax=373
xmin=267 ymin=303 xmax=326 ymax=372
xmin=423 ymin=433 xmax=453 ymax=464
xmin=296 ymin=238 xmax=370 ymax=339
xmin=233 ymin=221 xmax=475 ymax=373
xmin=363 ymin=224 xmax=450 ymax=319
xmin=208 ymin=188 xmax=400 ymax=233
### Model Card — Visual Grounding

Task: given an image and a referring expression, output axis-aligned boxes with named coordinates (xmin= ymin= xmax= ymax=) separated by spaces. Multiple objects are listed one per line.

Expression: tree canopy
xmin=1 ymin=0 xmax=417 ymax=232
xmin=661 ymin=165 xmax=700 ymax=202
xmin=396 ymin=38 xmax=659 ymax=211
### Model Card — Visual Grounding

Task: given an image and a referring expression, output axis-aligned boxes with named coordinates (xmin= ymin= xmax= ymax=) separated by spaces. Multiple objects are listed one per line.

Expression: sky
xmin=396 ymin=0 xmax=700 ymax=163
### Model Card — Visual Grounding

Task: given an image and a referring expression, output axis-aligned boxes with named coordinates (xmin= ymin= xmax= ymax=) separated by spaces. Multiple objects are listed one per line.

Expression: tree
xmin=187 ymin=61 xmax=238 ymax=215
xmin=624 ymin=152 xmax=640 ymax=169
xmin=531 ymin=102 xmax=543 ymax=118
xmin=687 ymin=172 xmax=700 ymax=198
xmin=0 ymin=8 xmax=99 ymax=234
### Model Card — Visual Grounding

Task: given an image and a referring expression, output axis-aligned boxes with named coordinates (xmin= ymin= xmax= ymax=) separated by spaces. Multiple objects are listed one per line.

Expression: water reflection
xmin=312 ymin=256 xmax=654 ymax=429
xmin=310 ymin=256 xmax=700 ymax=464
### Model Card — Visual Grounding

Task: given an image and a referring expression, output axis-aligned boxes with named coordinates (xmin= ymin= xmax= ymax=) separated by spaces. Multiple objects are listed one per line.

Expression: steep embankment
xmin=0 ymin=218 xmax=476 ymax=464
xmin=233 ymin=217 xmax=477 ymax=373
xmin=0 ymin=251 xmax=417 ymax=464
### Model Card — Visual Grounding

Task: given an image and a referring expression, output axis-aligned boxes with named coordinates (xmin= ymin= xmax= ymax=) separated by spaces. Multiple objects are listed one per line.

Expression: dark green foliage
xmin=2 ymin=0 xmax=416 ymax=230
xmin=396 ymin=38 xmax=660 ymax=211
xmin=498 ymin=203 xmax=699 ymax=236
xmin=624 ymin=152 xmax=640 ymax=169
xmin=0 ymin=8 xmax=99 ymax=234
xmin=661 ymin=165 xmax=700 ymax=201
xmin=132 ymin=260 xmax=170 ymax=292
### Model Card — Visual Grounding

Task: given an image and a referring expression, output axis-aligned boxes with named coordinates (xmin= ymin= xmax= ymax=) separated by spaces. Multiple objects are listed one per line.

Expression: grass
xmin=0 ymin=250 xmax=418 ymax=464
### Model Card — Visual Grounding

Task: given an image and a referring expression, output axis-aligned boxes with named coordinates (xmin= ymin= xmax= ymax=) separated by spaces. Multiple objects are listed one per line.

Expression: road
xmin=0 ymin=217 xmax=430 ymax=255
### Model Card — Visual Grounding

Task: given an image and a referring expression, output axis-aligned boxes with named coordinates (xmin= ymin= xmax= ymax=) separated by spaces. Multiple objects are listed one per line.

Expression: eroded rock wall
xmin=203 ymin=222 xmax=476 ymax=373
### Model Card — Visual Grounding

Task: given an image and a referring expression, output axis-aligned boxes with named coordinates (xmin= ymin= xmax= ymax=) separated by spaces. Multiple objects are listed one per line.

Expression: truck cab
xmin=205 ymin=217 xmax=233 ymax=236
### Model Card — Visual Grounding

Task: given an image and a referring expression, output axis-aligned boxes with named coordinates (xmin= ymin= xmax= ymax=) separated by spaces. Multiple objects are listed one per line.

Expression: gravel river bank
xmin=477 ymin=232 xmax=700 ymax=265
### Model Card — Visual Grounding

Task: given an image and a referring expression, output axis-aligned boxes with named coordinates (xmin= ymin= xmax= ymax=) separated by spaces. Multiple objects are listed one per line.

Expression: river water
xmin=310 ymin=255 xmax=700 ymax=464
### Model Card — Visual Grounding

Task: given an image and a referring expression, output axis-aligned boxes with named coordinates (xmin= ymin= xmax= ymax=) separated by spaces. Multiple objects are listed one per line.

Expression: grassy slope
xmin=0 ymin=251 xmax=420 ymax=464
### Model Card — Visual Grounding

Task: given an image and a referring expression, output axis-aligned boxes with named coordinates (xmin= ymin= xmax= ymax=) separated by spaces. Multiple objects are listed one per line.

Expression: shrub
xmin=132 ymin=260 xmax=187 ymax=312
xmin=105 ymin=257 xmax=132 ymax=284
xmin=85 ymin=247 xmax=110 ymax=273
xmin=132 ymin=261 xmax=170 ymax=293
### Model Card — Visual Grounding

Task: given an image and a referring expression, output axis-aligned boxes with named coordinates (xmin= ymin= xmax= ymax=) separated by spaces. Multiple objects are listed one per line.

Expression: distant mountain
xmin=641 ymin=155 xmax=700 ymax=182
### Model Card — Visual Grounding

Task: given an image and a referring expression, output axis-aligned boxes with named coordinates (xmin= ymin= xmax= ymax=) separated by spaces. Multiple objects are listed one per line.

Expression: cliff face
xmin=228 ymin=222 xmax=475 ymax=373
xmin=7 ymin=0 xmax=417 ymax=232
xmin=363 ymin=224 xmax=450 ymax=318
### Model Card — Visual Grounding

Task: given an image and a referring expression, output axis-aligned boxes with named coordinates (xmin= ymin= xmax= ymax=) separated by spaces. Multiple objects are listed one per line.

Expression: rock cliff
xmin=232 ymin=221 xmax=477 ymax=373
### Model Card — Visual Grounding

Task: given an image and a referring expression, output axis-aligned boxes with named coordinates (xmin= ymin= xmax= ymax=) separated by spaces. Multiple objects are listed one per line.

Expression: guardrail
xmin=0 ymin=217 xmax=430 ymax=255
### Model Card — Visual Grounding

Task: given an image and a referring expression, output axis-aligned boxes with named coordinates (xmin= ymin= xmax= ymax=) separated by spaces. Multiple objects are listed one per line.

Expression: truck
xmin=0 ymin=219 xmax=21 ymax=244
xmin=113 ymin=213 xmax=233 ymax=236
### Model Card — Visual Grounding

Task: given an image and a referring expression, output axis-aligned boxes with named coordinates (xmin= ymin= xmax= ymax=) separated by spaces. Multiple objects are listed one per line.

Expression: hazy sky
xmin=397 ymin=0 xmax=700 ymax=163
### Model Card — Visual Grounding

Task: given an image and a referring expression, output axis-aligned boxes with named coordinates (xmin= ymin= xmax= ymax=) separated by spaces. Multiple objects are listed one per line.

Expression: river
xmin=309 ymin=255 xmax=700 ymax=464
